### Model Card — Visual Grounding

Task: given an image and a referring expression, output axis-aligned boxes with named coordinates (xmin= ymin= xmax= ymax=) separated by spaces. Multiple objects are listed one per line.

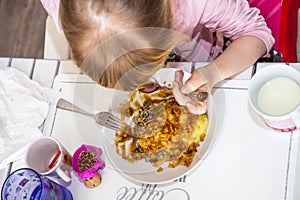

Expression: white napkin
xmin=0 ymin=66 xmax=60 ymax=168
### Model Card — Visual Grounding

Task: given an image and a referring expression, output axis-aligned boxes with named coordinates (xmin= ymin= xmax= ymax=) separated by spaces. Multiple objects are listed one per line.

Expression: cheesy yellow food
xmin=114 ymin=86 xmax=208 ymax=171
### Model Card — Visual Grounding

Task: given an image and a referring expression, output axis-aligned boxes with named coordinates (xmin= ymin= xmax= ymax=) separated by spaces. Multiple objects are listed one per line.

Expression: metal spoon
xmin=138 ymin=80 xmax=208 ymax=102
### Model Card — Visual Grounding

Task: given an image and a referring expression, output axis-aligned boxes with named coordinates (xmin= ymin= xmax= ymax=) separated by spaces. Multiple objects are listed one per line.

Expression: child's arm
xmin=40 ymin=0 xmax=64 ymax=34
xmin=173 ymin=35 xmax=266 ymax=114
xmin=173 ymin=0 xmax=273 ymax=114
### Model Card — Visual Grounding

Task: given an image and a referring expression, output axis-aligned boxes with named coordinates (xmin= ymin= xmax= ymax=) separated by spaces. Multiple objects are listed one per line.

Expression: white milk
xmin=257 ymin=77 xmax=300 ymax=116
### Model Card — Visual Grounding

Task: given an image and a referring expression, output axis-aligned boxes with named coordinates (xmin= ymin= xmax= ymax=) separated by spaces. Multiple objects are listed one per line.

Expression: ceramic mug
xmin=248 ymin=64 xmax=300 ymax=132
xmin=25 ymin=136 xmax=73 ymax=187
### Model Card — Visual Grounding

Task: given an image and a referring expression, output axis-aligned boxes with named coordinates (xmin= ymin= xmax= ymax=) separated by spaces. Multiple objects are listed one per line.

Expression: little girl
xmin=40 ymin=0 xmax=274 ymax=114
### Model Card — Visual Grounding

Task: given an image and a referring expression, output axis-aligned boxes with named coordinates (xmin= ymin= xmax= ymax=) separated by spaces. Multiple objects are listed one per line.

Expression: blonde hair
xmin=59 ymin=0 xmax=188 ymax=90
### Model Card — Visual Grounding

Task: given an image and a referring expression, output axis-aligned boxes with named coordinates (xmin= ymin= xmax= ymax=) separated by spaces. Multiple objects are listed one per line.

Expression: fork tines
xmin=98 ymin=112 xmax=122 ymax=131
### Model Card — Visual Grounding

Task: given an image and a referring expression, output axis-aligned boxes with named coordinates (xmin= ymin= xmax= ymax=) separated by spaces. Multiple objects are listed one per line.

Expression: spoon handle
xmin=185 ymin=91 xmax=208 ymax=102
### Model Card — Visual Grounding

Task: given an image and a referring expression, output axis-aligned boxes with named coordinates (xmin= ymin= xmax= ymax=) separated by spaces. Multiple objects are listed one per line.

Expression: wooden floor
xmin=0 ymin=0 xmax=47 ymax=58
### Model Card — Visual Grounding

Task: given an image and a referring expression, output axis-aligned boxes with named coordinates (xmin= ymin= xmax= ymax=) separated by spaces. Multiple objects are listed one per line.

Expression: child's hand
xmin=173 ymin=62 xmax=222 ymax=114
xmin=173 ymin=70 xmax=209 ymax=114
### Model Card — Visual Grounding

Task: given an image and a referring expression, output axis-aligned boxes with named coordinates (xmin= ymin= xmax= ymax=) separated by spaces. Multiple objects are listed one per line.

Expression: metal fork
xmin=56 ymin=98 xmax=121 ymax=130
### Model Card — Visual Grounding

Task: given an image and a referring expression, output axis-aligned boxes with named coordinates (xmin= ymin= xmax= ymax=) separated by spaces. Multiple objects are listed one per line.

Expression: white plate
xmin=103 ymin=68 xmax=223 ymax=184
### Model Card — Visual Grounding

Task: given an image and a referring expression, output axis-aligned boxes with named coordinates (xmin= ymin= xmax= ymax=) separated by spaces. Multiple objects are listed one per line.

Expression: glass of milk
xmin=248 ymin=64 xmax=300 ymax=132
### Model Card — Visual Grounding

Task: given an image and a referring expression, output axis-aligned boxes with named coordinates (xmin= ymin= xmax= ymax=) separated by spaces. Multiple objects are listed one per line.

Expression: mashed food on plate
xmin=114 ymin=86 xmax=208 ymax=171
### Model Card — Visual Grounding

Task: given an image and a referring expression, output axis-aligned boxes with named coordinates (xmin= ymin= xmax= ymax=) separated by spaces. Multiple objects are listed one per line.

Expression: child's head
xmin=59 ymin=0 xmax=187 ymax=90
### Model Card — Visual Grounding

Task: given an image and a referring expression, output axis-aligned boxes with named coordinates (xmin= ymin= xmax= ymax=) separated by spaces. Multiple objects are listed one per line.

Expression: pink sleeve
xmin=40 ymin=0 xmax=64 ymax=35
xmin=194 ymin=0 xmax=275 ymax=52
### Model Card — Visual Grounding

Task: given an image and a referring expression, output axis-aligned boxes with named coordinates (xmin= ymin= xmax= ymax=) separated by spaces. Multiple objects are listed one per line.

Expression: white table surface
xmin=0 ymin=58 xmax=299 ymax=200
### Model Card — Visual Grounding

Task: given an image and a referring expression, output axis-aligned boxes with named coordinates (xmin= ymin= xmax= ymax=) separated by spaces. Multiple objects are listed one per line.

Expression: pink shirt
xmin=40 ymin=0 xmax=274 ymax=62
xmin=40 ymin=0 xmax=63 ymax=35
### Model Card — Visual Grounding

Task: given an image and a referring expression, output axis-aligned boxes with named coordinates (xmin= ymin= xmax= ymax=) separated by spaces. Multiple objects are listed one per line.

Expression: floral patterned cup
xmin=1 ymin=168 xmax=73 ymax=200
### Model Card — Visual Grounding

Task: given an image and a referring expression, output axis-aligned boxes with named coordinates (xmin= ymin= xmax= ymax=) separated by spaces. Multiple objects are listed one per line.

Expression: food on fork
xmin=115 ymin=84 xmax=208 ymax=171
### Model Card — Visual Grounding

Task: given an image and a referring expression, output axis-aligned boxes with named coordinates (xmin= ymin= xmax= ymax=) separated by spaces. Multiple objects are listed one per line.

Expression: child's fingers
xmin=186 ymin=101 xmax=208 ymax=115
xmin=181 ymin=70 xmax=207 ymax=94
xmin=173 ymin=80 xmax=191 ymax=105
